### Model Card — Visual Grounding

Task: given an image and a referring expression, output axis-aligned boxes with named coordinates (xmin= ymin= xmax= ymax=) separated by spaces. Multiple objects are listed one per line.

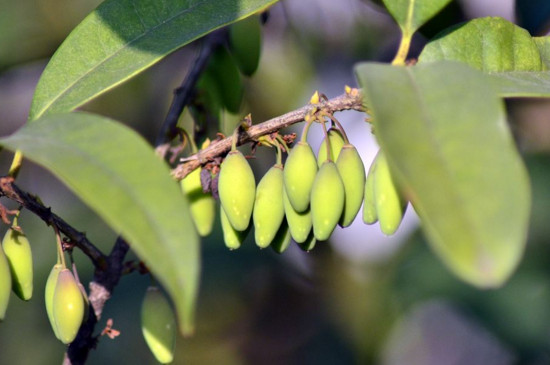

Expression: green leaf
xmin=356 ymin=61 xmax=530 ymax=288
xmin=29 ymin=0 xmax=279 ymax=121
xmin=382 ymin=0 xmax=452 ymax=34
xmin=0 ymin=113 xmax=199 ymax=335
xmin=488 ymin=71 xmax=550 ymax=97
xmin=534 ymin=37 xmax=550 ymax=69
xmin=419 ymin=17 xmax=545 ymax=72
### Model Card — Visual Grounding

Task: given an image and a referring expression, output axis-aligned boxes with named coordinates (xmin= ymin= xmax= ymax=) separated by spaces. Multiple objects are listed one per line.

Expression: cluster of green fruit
xmin=182 ymin=118 xmax=408 ymax=252
xmin=0 ymin=217 xmax=33 ymax=320
xmin=0 ymin=214 xmax=88 ymax=345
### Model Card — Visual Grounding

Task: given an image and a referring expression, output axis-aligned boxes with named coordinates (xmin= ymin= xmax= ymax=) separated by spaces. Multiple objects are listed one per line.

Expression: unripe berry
xmin=284 ymin=142 xmax=318 ymax=213
xmin=311 ymin=161 xmax=345 ymax=241
xmin=52 ymin=269 xmax=85 ymax=344
xmin=2 ymin=227 xmax=33 ymax=301
xmin=181 ymin=167 xmax=215 ymax=237
xmin=141 ymin=286 xmax=177 ymax=364
xmin=0 ymin=245 xmax=11 ymax=320
xmin=218 ymin=151 xmax=256 ymax=231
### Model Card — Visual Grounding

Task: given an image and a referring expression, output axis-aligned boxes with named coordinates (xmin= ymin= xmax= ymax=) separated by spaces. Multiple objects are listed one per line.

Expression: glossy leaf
xmin=0 ymin=113 xmax=199 ymax=334
xmin=419 ymin=17 xmax=545 ymax=72
xmin=356 ymin=61 xmax=530 ymax=288
xmin=382 ymin=0 xmax=452 ymax=34
xmin=29 ymin=0 xmax=279 ymax=120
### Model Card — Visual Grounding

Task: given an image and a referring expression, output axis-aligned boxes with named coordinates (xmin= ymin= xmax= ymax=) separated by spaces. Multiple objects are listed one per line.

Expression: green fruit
xmin=253 ymin=165 xmax=284 ymax=248
xmin=209 ymin=46 xmax=243 ymax=113
xmin=181 ymin=167 xmax=216 ymax=237
xmin=220 ymin=206 xmax=250 ymax=250
xmin=229 ymin=15 xmax=262 ymax=76
xmin=311 ymin=161 xmax=345 ymax=241
xmin=219 ymin=150 xmax=256 ymax=231
xmin=297 ymin=231 xmax=316 ymax=252
xmin=363 ymin=153 xmax=378 ymax=225
xmin=317 ymin=128 xmax=345 ymax=166
xmin=336 ymin=144 xmax=366 ymax=227
xmin=0 ymin=245 xmax=11 ymax=320
xmin=141 ymin=286 xmax=177 ymax=364
xmin=2 ymin=227 xmax=33 ymax=301
xmin=270 ymin=219 xmax=292 ymax=254
xmin=283 ymin=185 xmax=312 ymax=243
xmin=374 ymin=151 xmax=407 ymax=235
xmin=284 ymin=141 xmax=318 ymax=213
xmin=45 ymin=264 xmax=63 ymax=339
xmin=53 ymin=269 xmax=85 ymax=344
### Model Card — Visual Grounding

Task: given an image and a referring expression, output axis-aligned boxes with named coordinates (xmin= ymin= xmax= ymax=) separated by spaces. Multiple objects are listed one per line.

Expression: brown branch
xmin=0 ymin=176 xmax=108 ymax=269
xmin=155 ymin=30 xmax=226 ymax=152
xmin=171 ymin=89 xmax=364 ymax=180
xmin=64 ymin=237 xmax=129 ymax=365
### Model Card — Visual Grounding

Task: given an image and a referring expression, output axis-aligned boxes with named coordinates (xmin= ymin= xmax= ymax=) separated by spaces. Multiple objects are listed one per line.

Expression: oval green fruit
xmin=270 ymin=219 xmax=292 ymax=254
xmin=220 ymin=205 xmax=250 ymax=250
xmin=2 ymin=227 xmax=33 ymax=301
xmin=53 ymin=269 xmax=85 ymax=344
xmin=45 ymin=264 xmax=63 ymax=339
xmin=141 ymin=286 xmax=177 ymax=364
xmin=317 ymin=128 xmax=345 ymax=166
xmin=311 ymin=161 xmax=345 ymax=241
xmin=336 ymin=144 xmax=366 ymax=227
xmin=374 ymin=151 xmax=407 ymax=235
xmin=181 ymin=167 xmax=216 ymax=237
xmin=297 ymin=231 xmax=317 ymax=252
xmin=363 ymin=153 xmax=378 ymax=225
xmin=0 ymin=245 xmax=11 ymax=320
xmin=229 ymin=15 xmax=262 ymax=76
xmin=283 ymin=185 xmax=312 ymax=244
xmin=218 ymin=150 xmax=256 ymax=231
xmin=284 ymin=141 xmax=318 ymax=213
xmin=253 ymin=165 xmax=284 ymax=248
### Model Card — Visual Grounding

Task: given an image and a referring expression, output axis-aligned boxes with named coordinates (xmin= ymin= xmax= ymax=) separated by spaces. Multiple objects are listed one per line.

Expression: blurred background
xmin=1 ymin=0 xmax=550 ymax=363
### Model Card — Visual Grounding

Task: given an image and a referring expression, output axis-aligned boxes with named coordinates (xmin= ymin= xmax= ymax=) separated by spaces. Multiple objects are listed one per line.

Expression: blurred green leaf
xmin=29 ymin=0 xmax=279 ymax=120
xmin=0 ymin=113 xmax=199 ymax=335
xmin=356 ymin=61 xmax=530 ymax=288
xmin=382 ymin=0 xmax=452 ymax=34
xmin=487 ymin=71 xmax=550 ymax=97
xmin=419 ymin=17 xmax=544 ymax=72
xmin=534 ymin=37 xmax=550 ymax=69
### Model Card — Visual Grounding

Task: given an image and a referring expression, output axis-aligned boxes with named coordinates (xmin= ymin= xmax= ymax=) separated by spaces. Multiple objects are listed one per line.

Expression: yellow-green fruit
xmin=45 ymin=264 xmax=63 ymax=339
xmin=181 ymin=167 xmax=216 ymax=237
xmin=317 ymin=128 xmax=345 ymax=166
xmin=253 ymin=165 xmax=284 ymax=248
xmin=221 ymin=206 xmax=249 ymax=250
xmin=374 ymin=152 xmax=407 ymax=235
xmin=2 ymin=228 xmax=33 ymax=301
xmin=284 ymin=142 xmax=318 ymax=213
xmin=229 ymin=15 xmax=262 ymax=76
xmin=0 ymin=245 xmax=11 ymax=320
xmin=141 ymin=286 xmax=177 ymax=364
xmin=297 ymin=231 xmax=316 ymax=252
xmin=283 ymin=186 xmax=311 ymax=244
xmin=363 ymin=153 xmax=379 ymax=225
xmin=219 ymin=150 xmax=256 ymax=231
xmin=336 ymin=144 xmax=366 ymax=227
xmin=311 ymin=161 xmax=345 ymax=241
xmin=53 ymin=269 xmax=85 ymax=344
xmin=270 ymin=220 xmax=292 ymax=254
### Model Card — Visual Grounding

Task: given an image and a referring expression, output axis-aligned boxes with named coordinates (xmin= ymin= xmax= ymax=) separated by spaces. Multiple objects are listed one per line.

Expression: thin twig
xmin=155 ymin=30 xmax=226 ymax=152
xmin=0 ymin=176 xmax=107 ymax=269
xmin=172 ymin=89 xmax=364 ymax=180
